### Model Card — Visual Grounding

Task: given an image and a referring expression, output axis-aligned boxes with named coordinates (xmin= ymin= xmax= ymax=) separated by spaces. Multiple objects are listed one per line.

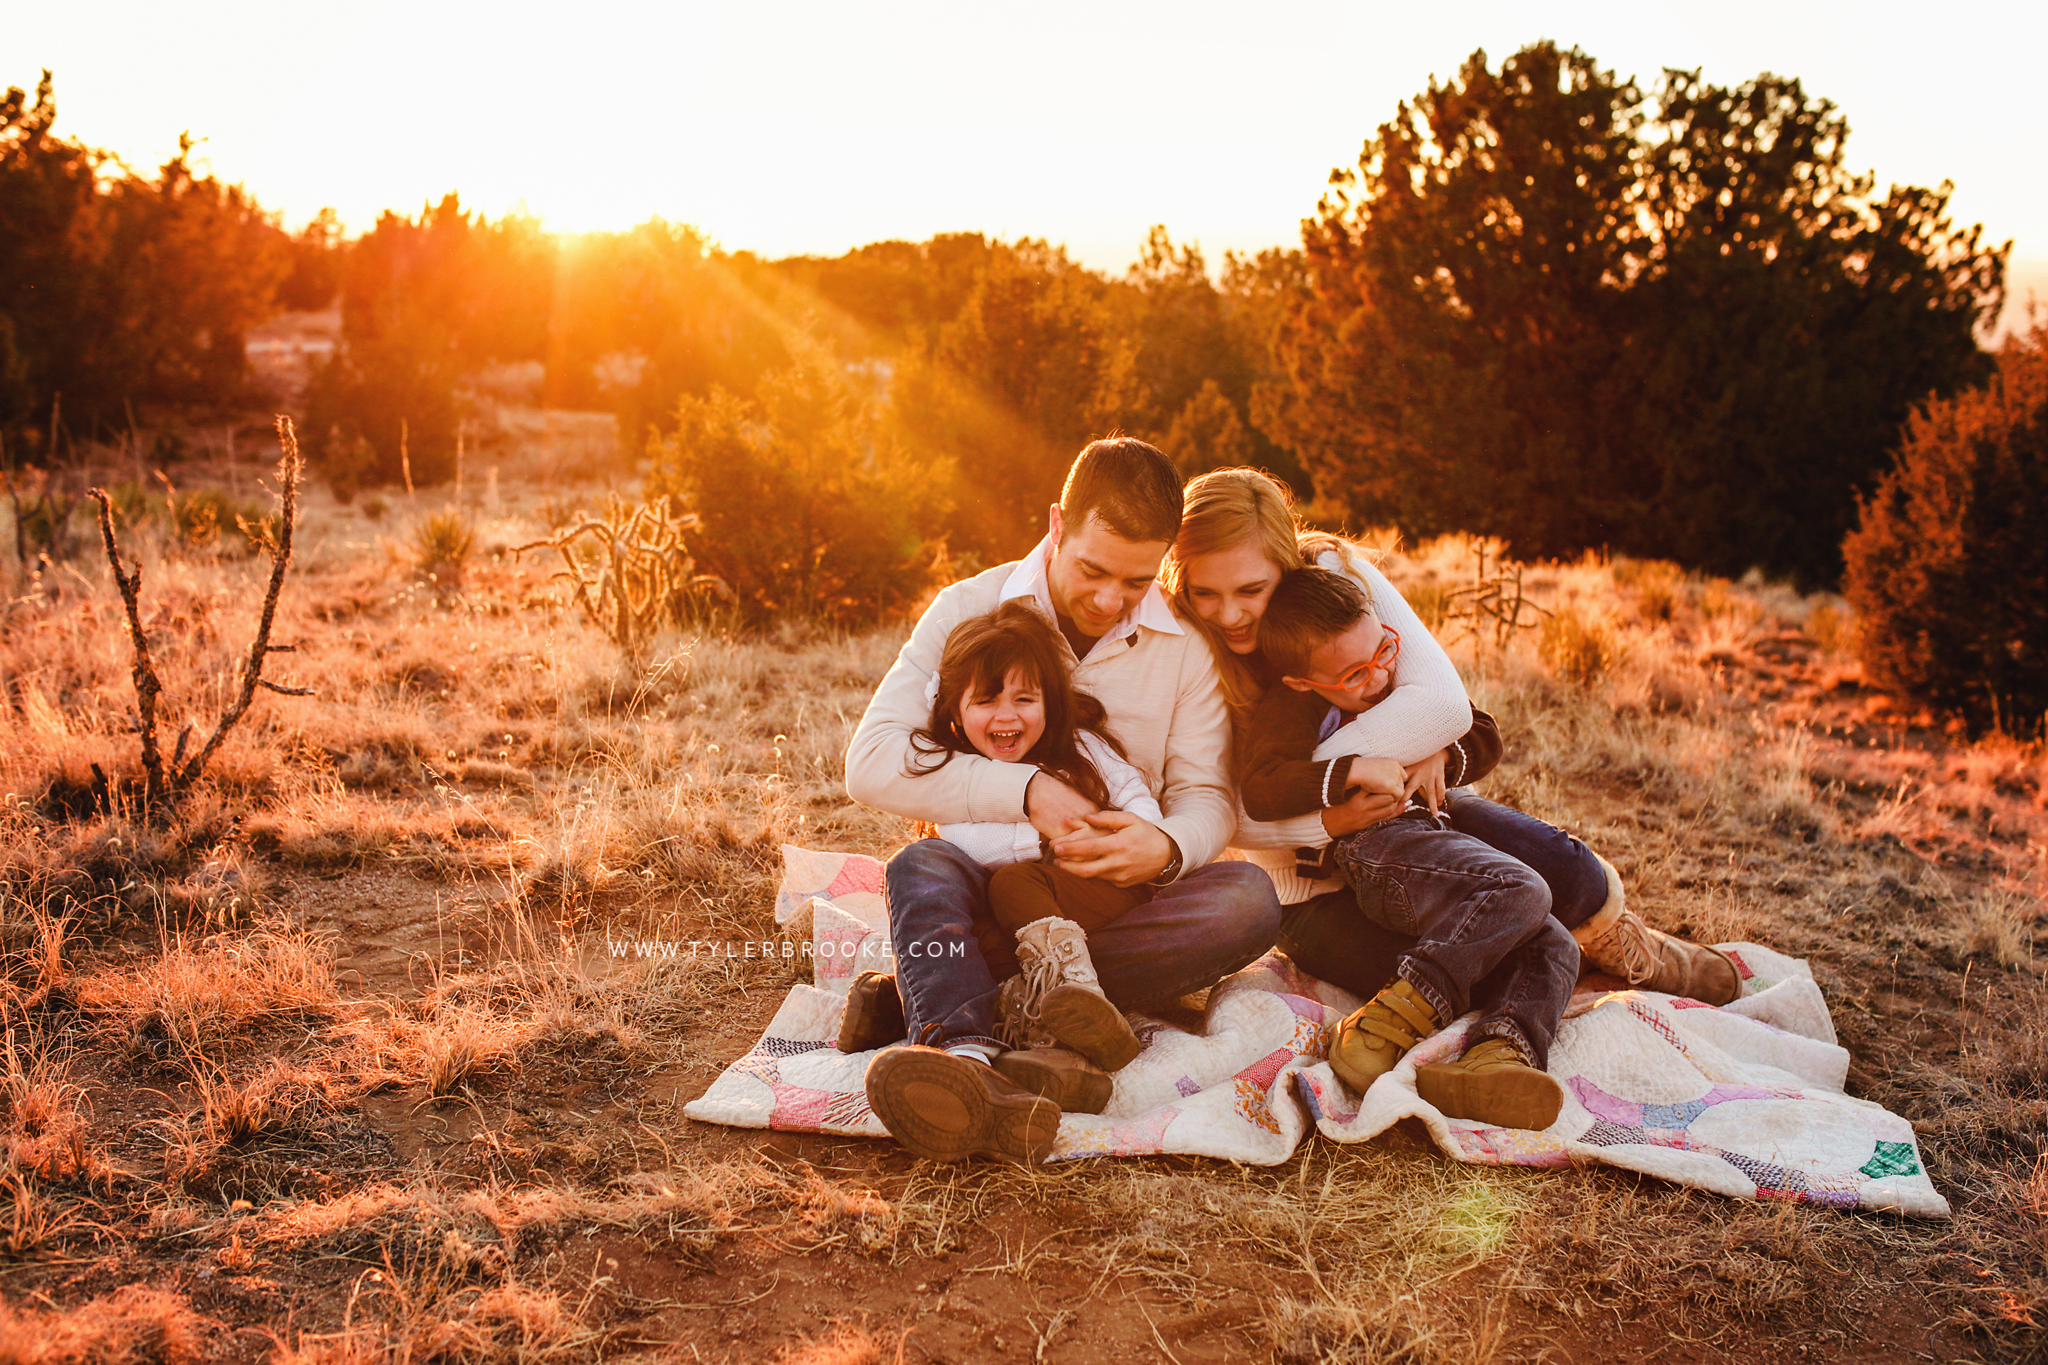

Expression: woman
xmin=1162 ymin=467 xmax=1741 ymax=1005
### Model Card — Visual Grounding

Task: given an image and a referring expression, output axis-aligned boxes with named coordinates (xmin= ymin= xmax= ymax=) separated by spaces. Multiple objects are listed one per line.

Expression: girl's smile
xmin=959 ymin=666 xmax=1046 ymax=762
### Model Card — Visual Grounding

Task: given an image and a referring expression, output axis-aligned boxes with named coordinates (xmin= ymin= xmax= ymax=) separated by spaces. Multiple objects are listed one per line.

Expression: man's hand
xmin=1343 ymin=755 xmax=1407 ymax=800
xmin=1049 ymin=810 xmax=1172 ymax=887
xmin=1321 ymin=784 xmax=1404 ymax=836
xmin=1025 ymin=771 xmax=1101 ymax=841
xmin=1403 ymin=748 xmax=1450 ymax=816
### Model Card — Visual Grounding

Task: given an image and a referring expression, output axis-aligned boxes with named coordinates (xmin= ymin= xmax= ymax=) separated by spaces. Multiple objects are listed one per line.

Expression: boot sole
xmin=994 ymin=1048 xmax=1112 ymax=1114
xmin=864 ymin=1048 xmax=1059 ymax=1164
xmin=1415 ymin=1062 xmax=1565 ymax=1131
xmin=1040 ymin=987 xmax=1142 ymax=1071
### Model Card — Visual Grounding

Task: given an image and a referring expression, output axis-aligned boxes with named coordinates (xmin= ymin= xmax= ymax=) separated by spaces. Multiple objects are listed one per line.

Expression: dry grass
xmin=2 ymin=441 xmax=2044 ymax=1361
xmin=77 ymin=928 xmax=336 ymax=1062
xmin=0 ymin=1284 xmax=212 ymax=1365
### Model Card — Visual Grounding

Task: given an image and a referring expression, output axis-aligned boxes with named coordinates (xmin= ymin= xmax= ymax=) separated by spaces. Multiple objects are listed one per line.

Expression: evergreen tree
xmin=1272 ymin=43 xmax=2005 ymax=584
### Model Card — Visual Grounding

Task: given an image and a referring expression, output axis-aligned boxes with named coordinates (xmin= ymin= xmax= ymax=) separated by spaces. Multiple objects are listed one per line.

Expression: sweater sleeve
xmin=1081 ymin=731 xmax=1165 ymax=826
xmin=843 ymin=574 xmax=1038 ymax=825
xmin=1237 ymin=686 xmax=1358 ymax=823
xmin=1147 ymin=635 xmax=1238 ymax=875
xmin=1446 ymin=708 xmax=1503 ymax=788
xmin=934 ymin=818 xmax=1044 ymax=868
xmin=1310 ymin=555 xmax=1474 ymax=766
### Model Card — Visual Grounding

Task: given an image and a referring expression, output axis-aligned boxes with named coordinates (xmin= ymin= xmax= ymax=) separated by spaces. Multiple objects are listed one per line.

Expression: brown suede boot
xmin=1415 ymin=1036 xmax=1564 ymax=1130
xmin=1329 ymin=978 xmax=1441 ymax=1096
xmin=1574 ymin=855 xmax=1742 ymax=1005
xmin=1012 ymin=917 xmax=1143 ymax=1071
xmin=837 ymin=971 xmax=905 ymax=1054
xmin=864 ymin=1046 xmax=1060 ymax=1164
xmin=994 ymin=1047 xmax=1112 ymax=1114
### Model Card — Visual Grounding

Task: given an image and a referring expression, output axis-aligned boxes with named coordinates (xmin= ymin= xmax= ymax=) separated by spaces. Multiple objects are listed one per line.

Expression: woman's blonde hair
xmin=1165 ymin=467 xmax=1379 ymax=716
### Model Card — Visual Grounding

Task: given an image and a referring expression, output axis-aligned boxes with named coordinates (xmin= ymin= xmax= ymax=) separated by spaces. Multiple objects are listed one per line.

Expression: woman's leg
xmin=1277 ymin=888 xmax=1414 ymax=1000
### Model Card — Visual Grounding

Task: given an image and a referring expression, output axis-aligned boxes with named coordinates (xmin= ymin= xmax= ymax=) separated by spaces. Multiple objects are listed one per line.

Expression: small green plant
xmin=410 ymin=511 xmax=475 ymax=583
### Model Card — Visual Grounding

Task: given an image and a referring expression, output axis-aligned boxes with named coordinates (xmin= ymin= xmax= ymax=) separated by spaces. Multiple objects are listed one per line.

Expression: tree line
xmin=0 ymin=48 xmax=2017 ymax=609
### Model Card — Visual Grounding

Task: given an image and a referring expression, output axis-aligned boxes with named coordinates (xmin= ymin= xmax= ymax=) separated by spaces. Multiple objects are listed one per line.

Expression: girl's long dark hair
xmin=907 ymin=600 xmax=1127 ymax=808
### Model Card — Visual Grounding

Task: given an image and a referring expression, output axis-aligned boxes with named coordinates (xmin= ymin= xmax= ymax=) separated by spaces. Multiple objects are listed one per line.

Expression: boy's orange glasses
xmin=1315 ymin=624 xmax=1402 ymax=692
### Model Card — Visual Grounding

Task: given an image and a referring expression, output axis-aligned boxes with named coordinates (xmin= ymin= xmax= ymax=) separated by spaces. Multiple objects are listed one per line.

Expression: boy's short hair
xmin=1260 ymin=566 xmax=1370 ymax=678
xmin=1059 ymin=437 xmax=1184 ymax=546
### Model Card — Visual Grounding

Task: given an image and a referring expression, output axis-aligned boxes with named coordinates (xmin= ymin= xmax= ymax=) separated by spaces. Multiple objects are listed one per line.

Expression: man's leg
xmin=1081 ymin=861 xmax=1282 ymax=1012
xmin=1443 ymin=792 xmax=1608 ymax=931
xmin=884 ymin=839 xmax=1005 ymax=1051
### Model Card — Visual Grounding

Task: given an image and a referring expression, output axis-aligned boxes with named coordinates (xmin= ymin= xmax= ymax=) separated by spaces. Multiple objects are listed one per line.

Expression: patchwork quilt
xmin=682 ymin=846 xmax=1947 ymax=1217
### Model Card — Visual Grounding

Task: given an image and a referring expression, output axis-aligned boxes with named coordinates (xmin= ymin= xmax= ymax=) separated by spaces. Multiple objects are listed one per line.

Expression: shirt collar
xmin=1000 ymin=531 xmax=1183 ymax=652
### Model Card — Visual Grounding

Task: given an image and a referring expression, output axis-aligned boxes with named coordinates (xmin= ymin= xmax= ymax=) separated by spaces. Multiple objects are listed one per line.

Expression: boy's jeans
xmin=884 ymin=838 xmax=1282 ymax=1051
xmin=1309 ymin=794 xmax=1590 ymax=1068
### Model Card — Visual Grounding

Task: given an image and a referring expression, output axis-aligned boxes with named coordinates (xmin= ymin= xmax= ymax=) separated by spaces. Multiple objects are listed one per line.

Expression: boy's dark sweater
xmin=1238 ymin=684 xmax=1503 ymax=824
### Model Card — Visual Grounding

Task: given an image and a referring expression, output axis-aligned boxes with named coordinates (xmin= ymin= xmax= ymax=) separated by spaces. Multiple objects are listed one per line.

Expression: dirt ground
xmin=1 ymin=424 xmax=2044 ymax=1364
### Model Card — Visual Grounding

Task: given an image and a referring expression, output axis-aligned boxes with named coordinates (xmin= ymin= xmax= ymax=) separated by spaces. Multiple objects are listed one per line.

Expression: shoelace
xmin=997 ymin=970 xmax=1056 ymax=1050
xmin=1586 ymin=913 xmax=1656 ymax=984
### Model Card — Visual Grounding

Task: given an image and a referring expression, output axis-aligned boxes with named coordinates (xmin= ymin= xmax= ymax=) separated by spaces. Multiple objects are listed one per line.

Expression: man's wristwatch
xmin=1148 ymin=839 xmax=1184 ymax=887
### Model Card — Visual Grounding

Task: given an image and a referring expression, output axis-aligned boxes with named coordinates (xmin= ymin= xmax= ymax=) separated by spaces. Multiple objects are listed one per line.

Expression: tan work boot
xmin=1012 ymin=917 xmax=1143 ymax=1071
xmin=1329 ymin=978 xmax=1441 ymax=1095
xmin=864 ymin=1046 xmax=1060 ymax=1164
xmin=1415 ymin=1036 xmax=1564 ymax=1130
xmin=1574 ymin=854 xmax=1742 ymax=1005
xmin=837 ymin=971 xmax=905 ymax=1053
xmin=994 ymin=1047 xmax=1113 ymax=1114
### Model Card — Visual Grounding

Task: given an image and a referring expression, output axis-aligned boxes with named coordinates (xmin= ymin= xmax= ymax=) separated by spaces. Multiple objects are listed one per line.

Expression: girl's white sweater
xmin=938 ymin=731 xmax=1164 ymax=868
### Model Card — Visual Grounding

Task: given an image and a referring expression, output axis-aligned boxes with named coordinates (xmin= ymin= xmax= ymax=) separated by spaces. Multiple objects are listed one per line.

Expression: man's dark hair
xmin=1259 ymin=566 xmax=1370 ymax=677
xmin=1059 ymin=437 xmax=1184 ymax=545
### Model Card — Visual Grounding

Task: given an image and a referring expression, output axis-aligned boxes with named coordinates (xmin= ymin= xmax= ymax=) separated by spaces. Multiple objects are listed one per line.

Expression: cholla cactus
xmin=518 ymin=497 xmax=731 ymax=649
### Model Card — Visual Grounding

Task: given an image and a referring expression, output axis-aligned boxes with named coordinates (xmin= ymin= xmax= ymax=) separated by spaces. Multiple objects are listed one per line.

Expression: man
xmin=843 ymin=437 xmax=1281 ymax=1163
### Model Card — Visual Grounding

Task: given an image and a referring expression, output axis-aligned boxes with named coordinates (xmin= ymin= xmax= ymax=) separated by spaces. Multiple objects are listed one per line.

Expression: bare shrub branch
xmin=87 ymin=416 xmax=308 ymax=821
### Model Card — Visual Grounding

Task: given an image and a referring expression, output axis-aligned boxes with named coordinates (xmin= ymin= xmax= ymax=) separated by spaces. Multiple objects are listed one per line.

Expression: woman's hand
xmin=1404 ymin=749 xmax=1449 ymax=816
xmin=1321 ymin=785 xmax=1405 ymax=836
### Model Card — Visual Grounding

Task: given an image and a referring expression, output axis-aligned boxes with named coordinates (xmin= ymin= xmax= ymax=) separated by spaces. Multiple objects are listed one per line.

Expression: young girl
xmin=841 ymin=600 xmax=1152 ymax=1098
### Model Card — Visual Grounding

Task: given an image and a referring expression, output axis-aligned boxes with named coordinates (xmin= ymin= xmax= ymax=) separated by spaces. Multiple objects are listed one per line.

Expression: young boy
xmin=1238 ymin=565 xmax=1574 ymax=1130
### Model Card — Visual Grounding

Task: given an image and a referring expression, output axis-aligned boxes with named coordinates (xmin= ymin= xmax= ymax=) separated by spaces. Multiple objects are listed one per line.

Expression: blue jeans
xmin=1278 ymin=793 xmax=1600 ymax=1068
xmin=883 ymin=838 xmax=1283 ymax=1050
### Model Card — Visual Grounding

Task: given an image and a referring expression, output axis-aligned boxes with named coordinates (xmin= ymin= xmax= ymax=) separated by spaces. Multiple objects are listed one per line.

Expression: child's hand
xmin=1403 ymin=749 xmax=1450 ymax=815
xmin=1342 ymin=756 xmax=1407 ymax=801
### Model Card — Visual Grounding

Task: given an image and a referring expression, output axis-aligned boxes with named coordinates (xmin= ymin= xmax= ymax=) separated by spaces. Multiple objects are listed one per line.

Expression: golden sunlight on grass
xmin=0 ymin=412 xmax=2042 ymax=1361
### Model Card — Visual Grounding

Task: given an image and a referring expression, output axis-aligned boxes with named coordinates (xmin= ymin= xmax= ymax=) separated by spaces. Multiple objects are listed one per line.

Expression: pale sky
xmin=11 ymin=1 xmax=2047 ymax=328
